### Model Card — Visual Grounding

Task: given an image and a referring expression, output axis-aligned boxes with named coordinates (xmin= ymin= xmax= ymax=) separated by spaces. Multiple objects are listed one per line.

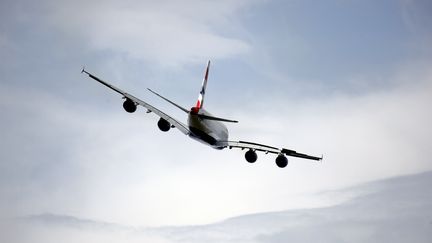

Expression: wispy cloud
xmin=4 ymin=171 xmax=432 ymax=243
xmin=1 ymin=0 xmax=432 ymax=234
xmin=38 ymin=0 xmax=258 ymax=67
xmin=1 ymin=65 xmax=431 ymax=227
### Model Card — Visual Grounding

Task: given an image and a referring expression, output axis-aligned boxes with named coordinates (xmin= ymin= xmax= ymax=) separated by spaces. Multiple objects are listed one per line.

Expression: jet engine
xmin=245 ymin=149 xmax=257 ymax=163
xmin=275 ymin=154 xmax=288 ymax=168
xmin=157 ymin=118 xmax=171 ymax=132
xmin=123 ymin=99 xmax=137 ymax=113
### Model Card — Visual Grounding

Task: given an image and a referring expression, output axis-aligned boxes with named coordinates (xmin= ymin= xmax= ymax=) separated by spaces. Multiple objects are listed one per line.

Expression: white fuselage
xmin=187 ymin=109 xmax=228 ymax=149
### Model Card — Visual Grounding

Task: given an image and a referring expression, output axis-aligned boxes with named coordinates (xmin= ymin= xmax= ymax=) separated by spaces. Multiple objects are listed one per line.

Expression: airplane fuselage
xmin=187 ymin=109 xmax=228 ymax=148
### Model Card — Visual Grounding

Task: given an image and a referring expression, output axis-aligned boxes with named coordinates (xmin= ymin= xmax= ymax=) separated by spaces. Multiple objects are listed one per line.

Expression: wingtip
xmin=81 ymin=66 xmax=90 ymax=75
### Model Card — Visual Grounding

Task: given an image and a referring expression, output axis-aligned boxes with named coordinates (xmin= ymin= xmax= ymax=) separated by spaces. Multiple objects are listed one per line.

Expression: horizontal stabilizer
xmin=198 ymin=114 xmax=238 ymax=123
xmin=147 ymin=88 xmax=189 ymax=113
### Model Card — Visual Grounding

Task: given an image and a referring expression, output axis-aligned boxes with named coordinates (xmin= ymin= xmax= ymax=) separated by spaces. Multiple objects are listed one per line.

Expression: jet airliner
xmin=82 ymin=61 xmax=322 ymax=168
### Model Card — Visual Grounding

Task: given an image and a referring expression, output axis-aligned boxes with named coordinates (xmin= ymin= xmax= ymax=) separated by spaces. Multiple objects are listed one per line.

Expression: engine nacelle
xmin=123 ymin=99 xmax=137 ymax=113
xmin=157 ymin=118 xmax=171 ymax=132
xmin=275 ymin=154 xmax=288 ymax=168
xmin=245 ymin=149 xmax=257 ymax=163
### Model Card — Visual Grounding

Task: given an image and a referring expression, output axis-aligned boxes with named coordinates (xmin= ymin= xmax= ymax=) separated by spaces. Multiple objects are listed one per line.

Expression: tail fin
xmin=195 ymin=60 xmax=210 ymax=109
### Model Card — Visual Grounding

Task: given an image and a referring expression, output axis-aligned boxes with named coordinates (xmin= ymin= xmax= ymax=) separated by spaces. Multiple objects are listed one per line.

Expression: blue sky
xmin=1 ymin=0 xmax=432 ymax=235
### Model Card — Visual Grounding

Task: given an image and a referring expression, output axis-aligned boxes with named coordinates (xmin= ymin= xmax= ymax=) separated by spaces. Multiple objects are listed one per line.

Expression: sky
xmin=1 ymin=0 xmax=432 ymax=238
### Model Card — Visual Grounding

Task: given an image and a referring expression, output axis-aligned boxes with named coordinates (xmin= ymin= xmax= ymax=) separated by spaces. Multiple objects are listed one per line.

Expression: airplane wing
xmin=219 ymin=140 xmax=322 ymax=161
xmin=81 ymin=68 xmax=190 ymax=135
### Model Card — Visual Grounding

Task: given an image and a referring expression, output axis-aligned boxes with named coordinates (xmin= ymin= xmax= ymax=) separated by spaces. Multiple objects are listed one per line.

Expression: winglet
xmin=81 ymin=66 xmax=91 ymax=76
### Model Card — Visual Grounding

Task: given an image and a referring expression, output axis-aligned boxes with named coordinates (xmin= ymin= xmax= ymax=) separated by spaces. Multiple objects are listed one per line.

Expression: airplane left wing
xmin=81 ymin=68 xmax=190 ymax=135
xmin=218 ymin=140 xmax=322 ymax=161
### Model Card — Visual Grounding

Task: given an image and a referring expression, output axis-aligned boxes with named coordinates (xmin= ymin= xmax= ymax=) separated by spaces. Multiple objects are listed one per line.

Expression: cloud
xmin=38 ymin=0 xmax=256 ymax=67
xmin=237 ymin=0 xmax=432 ymax=95
xmin=1 ymin=0 xmax=432 ymax=232
xmin=3 ymin=171 xmax=432 ymax=243
xmin=2 ymin=62 xmax=432 ymax=228
xmin=232 ymin=64 xmax=432 ymax=182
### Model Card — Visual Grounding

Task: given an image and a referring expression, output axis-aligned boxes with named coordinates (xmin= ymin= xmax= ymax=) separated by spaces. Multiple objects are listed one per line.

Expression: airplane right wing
xmin=218 ymin=140 xmax=322 ymax=161
xmin=81 ymin=68 xmax=190 ymax=135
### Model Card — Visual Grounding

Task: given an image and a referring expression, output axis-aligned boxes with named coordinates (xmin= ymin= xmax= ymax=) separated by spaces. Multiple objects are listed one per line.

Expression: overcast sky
xmin=1 ymin=0 xmax=432 ymax=232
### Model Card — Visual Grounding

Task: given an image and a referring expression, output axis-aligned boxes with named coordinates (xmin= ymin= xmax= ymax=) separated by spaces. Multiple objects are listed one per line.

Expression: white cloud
xmin=232 ymin=65 xmax=432 ymax=187
xmin=42 ymin=0 xmax=256 ymax=67
xmin=2 ymin=63 xmax=431 ymax=227
xmin=3 ymin=171 xmax=432 ymax=243
xmin=1 ymin=0 xmax=432 ymax=231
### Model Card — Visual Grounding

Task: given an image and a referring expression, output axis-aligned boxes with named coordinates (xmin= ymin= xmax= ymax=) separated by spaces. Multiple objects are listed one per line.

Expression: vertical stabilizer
xmin=195 ymin=60 xmax=210 ymax=110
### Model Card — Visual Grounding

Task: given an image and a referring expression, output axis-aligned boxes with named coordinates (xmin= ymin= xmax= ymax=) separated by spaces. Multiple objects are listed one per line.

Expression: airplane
xmin=81 ymin=61 xmax=322 ymax=168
